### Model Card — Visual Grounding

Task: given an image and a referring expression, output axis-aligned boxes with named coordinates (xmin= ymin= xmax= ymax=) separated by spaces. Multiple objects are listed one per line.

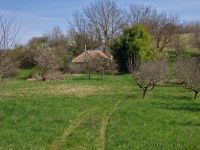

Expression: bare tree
xmin=134 ymin=60 xmax=166 ymax=99
xmin=84 ymin=51 xmax=116 ymax=79
xmin=46 ymin=26 xmax=66 ymax=48
xmin=128 ymin=5 xmax=155 ymax=25
xmin=151 ymin=13 xmax=180 ymax=53
xmin=0 ymin=14 xmax=20 ymax=50
xmin=193 ymin=22 xmax=200 ymax=49
xmin=173 ymin=34 xmax=186 ymax=56
xmin=128 ymin=5 xmax=180 ymax=53
xmin=0 ymin=14 xmax=20 ymax=85
xmin=71 ymin=0 xmax=125 ymax=46
xmin=70 ymin=12 xmax=97 ymax=50
xmin=175 ymin=57 xmax=200 ymax=99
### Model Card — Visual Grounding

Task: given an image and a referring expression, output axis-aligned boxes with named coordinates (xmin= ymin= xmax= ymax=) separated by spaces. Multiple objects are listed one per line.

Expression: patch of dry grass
xmin=1 ymin=83 xmax=111 ymax=98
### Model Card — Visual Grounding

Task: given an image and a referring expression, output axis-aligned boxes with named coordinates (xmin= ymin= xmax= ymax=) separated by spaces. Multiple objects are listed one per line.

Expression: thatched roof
xmin=71 ymin=50 xmax=109 ymax=63
xmin=95 ymin=45 xmax=112 ymax=59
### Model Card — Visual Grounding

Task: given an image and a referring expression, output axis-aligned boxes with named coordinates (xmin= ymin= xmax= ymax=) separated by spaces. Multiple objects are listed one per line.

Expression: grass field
xmin=1 ymin=70 xmax=200 ymax=149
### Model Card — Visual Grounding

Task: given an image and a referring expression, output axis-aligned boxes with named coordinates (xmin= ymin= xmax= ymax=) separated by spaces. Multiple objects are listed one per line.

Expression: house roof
xmin=95 ymin=45 xmax=112 ymax=59
xmin=71 ymin=50 xmax=109 ymax=63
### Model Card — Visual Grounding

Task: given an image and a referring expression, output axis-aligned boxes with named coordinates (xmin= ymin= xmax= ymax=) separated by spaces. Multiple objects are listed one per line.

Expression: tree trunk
xmin=88 ymin=71 xmax=91 ymax=79
xmin=194 ymin=91 xmax=198 ymax=100
xmin=128 ymin=56 xmax=134 ymax=73
xmin=102 ymin=72 xmax=104 ymax=79
xmin=42 ymin=77 xmax=46 ymax=81
xmin=69 ymin=72 xmax=72 ymax=80
xmin=42 ymin=73 xmax=46 ymax=81
xmin=151 ymin=85 xmax=156 ymax=90
xmin=142 ymin=87 xmax=148 ymax=99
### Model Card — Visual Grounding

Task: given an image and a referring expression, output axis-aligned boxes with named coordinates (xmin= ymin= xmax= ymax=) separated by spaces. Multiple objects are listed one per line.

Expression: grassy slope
xmin=0 ymin=70 xmax=200 ymax=149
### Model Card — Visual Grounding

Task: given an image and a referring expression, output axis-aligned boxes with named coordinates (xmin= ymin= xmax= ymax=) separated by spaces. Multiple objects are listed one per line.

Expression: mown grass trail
xmin=51 ymin=108 xmax=97 ymax=150
xmin=1 ymin=70 xmax=200 ymax=149
xmin=98 ymin=100 xmax=122 ymax=150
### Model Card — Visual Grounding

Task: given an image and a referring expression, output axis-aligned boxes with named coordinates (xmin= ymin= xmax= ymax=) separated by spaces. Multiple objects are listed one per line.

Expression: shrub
xmin=0 ymin=51 xmax=18 ymax=79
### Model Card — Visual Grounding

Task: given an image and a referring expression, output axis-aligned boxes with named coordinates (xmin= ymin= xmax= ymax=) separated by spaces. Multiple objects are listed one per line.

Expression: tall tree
xmin=46 ymin=26 xmax=66 ymax=48
xmin=0 ymin=14 xmax=20 ymax=50
xmin=71 ymin=0 xmax=125 ymax=46
xmin=128 ymin=5 xmax=180 ymax=53
xmin=128 ymin=5 xmax=155 ymax=25
xmin=0 ymin=14 xmax=20 ymax=84
xmin=112 ymin=24 xmax=156 ymax=72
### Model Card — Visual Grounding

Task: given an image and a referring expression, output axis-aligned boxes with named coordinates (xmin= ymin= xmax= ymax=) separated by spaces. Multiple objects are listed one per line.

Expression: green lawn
xmin=0 ymin=70 xmax=200 ymax=149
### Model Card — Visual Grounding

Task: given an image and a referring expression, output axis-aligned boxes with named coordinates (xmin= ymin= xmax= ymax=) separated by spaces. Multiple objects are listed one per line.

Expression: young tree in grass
xmin=34 ymin=47 xmax=63 ymax=81
xmin=112 ymin=24 xmax=156 ymax=73
xmin=84 ymin=51 xmax=117 ymax=79
xmin=175 ymin=57 xmax=200 ymax=99
xmin=85 ymin=57 xmax=106 ymax=79
xmin=134 ymin=60 xmax=166 ymax=99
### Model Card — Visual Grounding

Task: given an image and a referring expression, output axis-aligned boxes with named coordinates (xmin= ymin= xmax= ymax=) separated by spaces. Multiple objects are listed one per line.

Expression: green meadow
xmin=0 ymin=70 xmax=200 ymax=150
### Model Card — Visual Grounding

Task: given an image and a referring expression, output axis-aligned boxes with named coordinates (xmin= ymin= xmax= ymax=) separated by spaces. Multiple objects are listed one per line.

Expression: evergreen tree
xmin=112 ymin=24 xmax=156 ymax=72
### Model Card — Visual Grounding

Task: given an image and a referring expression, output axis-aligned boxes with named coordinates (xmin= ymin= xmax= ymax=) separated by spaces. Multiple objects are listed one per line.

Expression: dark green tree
xmin=112 ymin=24 xmax=156 ymax=72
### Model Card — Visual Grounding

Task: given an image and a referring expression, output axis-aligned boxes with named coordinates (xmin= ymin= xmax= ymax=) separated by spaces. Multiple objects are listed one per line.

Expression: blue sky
xmin=1 ymin=0 xmax=200 ymax=44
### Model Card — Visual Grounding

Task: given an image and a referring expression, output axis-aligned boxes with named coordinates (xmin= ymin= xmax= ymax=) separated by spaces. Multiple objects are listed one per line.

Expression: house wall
xmin=70 ymin=63 xmax=87 ymax=73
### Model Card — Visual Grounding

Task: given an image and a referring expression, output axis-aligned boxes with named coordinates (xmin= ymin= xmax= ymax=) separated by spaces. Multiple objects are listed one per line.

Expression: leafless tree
xmin=173 ymin=34 xmax=185 ymax=56
xmin=0 ymin=14 xmax=20 ymax=50
xmin=72 ymin=12 xmax=88 ymax=36
xmin=151 ymin=13 xmax=180 ymax=53
xmin=128 ymin=5 xmax=180 ymax=53
xmin=193 ymin=23 xmax=200 ymax=49
xmin=134 ymin=60 xmax=167 ymax=99
xmin=128 ymin=5 xmax=155 ymax=25
xmin=71 ymin=0 xmax=125 ymax=46
xmin=181 ymin=21 xmax=200 ymax=34
xmin=45 ymin=26 xmax=66 ymax=48
xmin=175 ymin=57 xmax=200 ymax=99
xmin=84 ymin=51 xmax=116 ymax=79
xmin=70 ymin=12 xmax=96 ymax=50
xmin=0 ymin=14 xmax=20 ymax=85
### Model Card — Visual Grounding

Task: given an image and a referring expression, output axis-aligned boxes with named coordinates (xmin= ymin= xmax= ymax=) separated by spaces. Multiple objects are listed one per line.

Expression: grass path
xmin=98 ymin=100 xmax=122 ymax=150
xmin=50 ymin=108 xmax=97 ymax=150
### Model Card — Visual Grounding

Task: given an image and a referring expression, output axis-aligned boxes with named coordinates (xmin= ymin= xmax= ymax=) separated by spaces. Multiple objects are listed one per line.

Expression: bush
xmin=13 ymin=46 xmax=37 ymax=69
xmin=0 ymin=51 xmax=19 ymax=79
